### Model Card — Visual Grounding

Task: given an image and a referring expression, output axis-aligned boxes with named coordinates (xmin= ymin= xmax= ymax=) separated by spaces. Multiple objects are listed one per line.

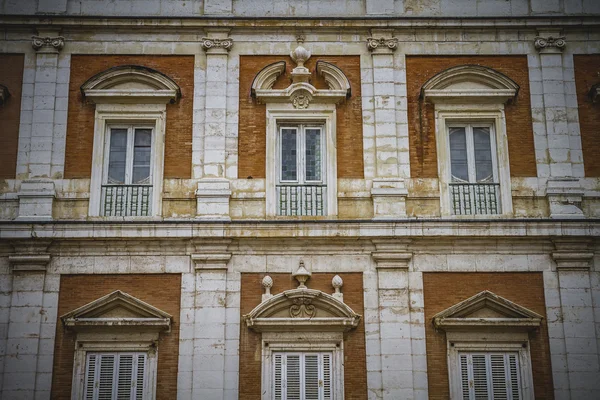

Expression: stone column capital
xmin=9 ymin=239 xmax=52 ymax=272
xmin=551 ymin=238 xmax=594 ymax=270
xmin=32 ymin=35 xmax=65 ymax=54
xmin=201 ymin=37 xmax=233 ymax=54
xmin=190 ymin=238 xmax=232 ymax=270
xmin=366 ymin=36 xmax=398 ymax=54
xmin=534 ymin=30 xmax=566 ymax=54
xmin=371 ymin=239 xmax=412 ymax=269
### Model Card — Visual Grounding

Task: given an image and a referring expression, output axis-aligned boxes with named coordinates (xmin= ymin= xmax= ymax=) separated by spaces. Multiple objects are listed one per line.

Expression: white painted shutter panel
xmin=117 ymin=354 xmax=134 ymax=400
xmin=508 ymin=354 xmax=521 ymax=400
xmin=304 ymin=354 xmax=320 ymax=400
xmin=274 ymin=354 xmax=284 ymax=400
xmin=136 ymin=354 xmax=146 ymax=400
xmin=98 ymin=354 xmax=116 ymax=400
xmin=286 ymin=354 xmax=301 ymax=400
xmin=490 ymin=354 xmax=508 ymax=400
xmin=85 ymin=354 xmax=98 ymax=400
xmin=460 ymin=354 xmax=470 ymax=400
xmin=471 ymin=354 xmax=489 ymax=399
xmin=322 ymin=353 xmax=332 ymax=400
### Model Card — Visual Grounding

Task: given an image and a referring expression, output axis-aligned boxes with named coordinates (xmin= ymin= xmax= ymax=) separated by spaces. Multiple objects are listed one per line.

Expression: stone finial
xmin=366 ymin=37 xmax=398 ymax=53
xmin=332 ymin=275 xmax=344 ymax=302
xmin=534 ymin=36 xmax=566 ymax=53
xmin=201 ymin=37 xmax=234 ymax=53
xmin=290 ymin=42 xmax=312 ymax=84
xmin=262 ymin=275 xmax=274 ymax=301
xmin=292 ymin=260 xmax=312 ymax=289
xmin=32 ymin=35 xmax=65 ymax=53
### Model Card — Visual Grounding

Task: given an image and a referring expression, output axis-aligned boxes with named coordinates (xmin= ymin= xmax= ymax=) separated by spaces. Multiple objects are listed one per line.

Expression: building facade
xmin=0 ymin=1 xmax=599 ymax=399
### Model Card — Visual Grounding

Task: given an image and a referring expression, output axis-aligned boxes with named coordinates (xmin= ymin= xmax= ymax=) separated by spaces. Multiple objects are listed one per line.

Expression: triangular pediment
xmin=61 ymin=290 xmax=172 ymax=332
xmin=244 ymin=288 xmax=361 ymax=332
xmin=433 ymin=290 xmax=543 ymax=331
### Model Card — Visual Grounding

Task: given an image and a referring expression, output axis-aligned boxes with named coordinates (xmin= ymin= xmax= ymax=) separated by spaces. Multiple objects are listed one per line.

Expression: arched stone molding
xmin=244 ymin=288 xmax=360 ymax=332
xmin=316 ymin=60 xmax=351 ymax=97
xmin=250 ymin=61 xmax=286 ymax=96
xmin=421 ymin=64 xmax=520 ymax=104
xmin=81 ymin=65 xmax=181 ymax=104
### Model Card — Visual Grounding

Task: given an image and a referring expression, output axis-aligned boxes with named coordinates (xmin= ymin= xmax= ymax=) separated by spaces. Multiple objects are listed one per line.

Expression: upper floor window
xmin=84 ymin=352 xmax=147 ymax=400
xmin=459 ymin=352 xmax=522 ymax=400
xmin=421 ymin=65 xmax=519 ymax=217
xmin=81 ymin=65 xmax=180 ymax=218
xmin=277 ymin=124 xmax=326 ymax=216
xmin=102 ymin=125 xmax=154 ymax=217
xmin=448 ymin=123 xmax=500 ymax=215
xmin=273 ymin=352 xmax=333 ymax=400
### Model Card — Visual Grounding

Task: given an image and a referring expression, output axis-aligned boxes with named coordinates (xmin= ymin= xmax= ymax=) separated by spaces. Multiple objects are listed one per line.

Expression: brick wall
xmin=423 ymin=272 xmax=553 ymax=400
xmin=0 ymin=54 xmax=24 ymax=179
xmin=51 ymin=274 xmax=181 ymax=400
xmin=574 ymin=54 xmax=600 ymax=177
xmin=238 ymin=55 xmax=364 ymax=179
xmin=239 ymin=272 xmax=367 ymax=400
xmin=64 ymin=55 xmax=193 ymax=179
xmin=406 ymin=56 xmax=537 ymax=178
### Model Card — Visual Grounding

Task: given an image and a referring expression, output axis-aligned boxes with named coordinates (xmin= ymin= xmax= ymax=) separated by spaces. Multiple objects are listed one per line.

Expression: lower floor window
xmin=273 ymin=352 xmax=332 ymax=400
xmin=459 ymin=352 xmax=521 ymax=400
xmin=85 ymin=352 xmax=147 ymax=400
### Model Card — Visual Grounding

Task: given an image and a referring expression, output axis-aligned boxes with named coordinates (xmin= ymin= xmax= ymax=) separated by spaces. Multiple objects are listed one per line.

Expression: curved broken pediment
xmin=81 ymin=65 xmax=181 ymax=104
xmin=432 ymin=290 xmax=543 ymax=332
xmin=316 ymin=61 xmax=351 ymax=97
xmin=421 ymin=65 xmax=519 ymax=104
xmin=251 ymin=61 xmax=286 ymax=96
xmin=244 ymin=288 xmax=361 ymax=332
xmin=61 ymin=290 xmax=172 ymax=332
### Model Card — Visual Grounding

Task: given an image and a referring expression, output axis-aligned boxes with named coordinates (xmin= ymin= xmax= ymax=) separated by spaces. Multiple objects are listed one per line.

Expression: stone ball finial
xmin=332 ymin=275 xmax=343 ymax=290
xmin=262 ymin=275 xmax=273 ymax=289
xmin=290 ymin=44 xmax=311 ymax=69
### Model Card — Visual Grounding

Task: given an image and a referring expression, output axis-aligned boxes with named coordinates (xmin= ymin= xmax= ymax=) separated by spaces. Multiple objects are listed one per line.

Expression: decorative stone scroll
xmin=366 ymin=37 xmax=398 ymax=52
xmin=31 ymin=35 xmax=65 ymax=53
xmin=201 ymin=37 xmax=233 ymax=53
xmin=534 ymin=36 xmax=566 ymax=52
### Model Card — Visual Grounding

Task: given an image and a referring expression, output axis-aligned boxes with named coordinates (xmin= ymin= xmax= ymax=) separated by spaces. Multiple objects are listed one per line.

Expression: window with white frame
xmin=458 ymin=352 xmax=522 ymax=400
xmin=447 ymin=122 xmax=500 ymax=215
xmin=102 ymin=125 xmax=154 ymax=217
xmin=273 ymin=352 xmax=333 ymax=400
xmin=277 ymin=124 xmax=326 ymax=216
xmin=84 ymin=352 xmax=147 ymax=400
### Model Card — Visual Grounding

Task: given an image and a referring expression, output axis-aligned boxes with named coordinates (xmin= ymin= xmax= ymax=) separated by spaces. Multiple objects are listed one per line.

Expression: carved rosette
xmin=534 ymin=36 xmax=566 ymax=53
xmin=291 ymin=91 xmax=312 ymax=109
xmin=201 ymin=37 xmax=234 ymax=53
xmin=366 ymin=37 xmax=398 ymax=52
xmin=31 ymin=36 xmax=65 ymax=53
xmin=290 ymin=297 xmax=316 ymax=318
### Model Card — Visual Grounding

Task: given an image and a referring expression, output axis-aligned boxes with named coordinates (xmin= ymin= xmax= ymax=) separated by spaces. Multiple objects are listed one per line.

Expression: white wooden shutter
xmin=286 ymin=354 xmax=302 ymax=400
xmin=322 ymin=353 xmax=332 ymax=400
xmin=460 ymin=353 xmax=521 ymax=400
xmin=85 ymin=352 xmax=147 ymax=400
xmin=274 ymin=354 xmax=284 ymax=400
xmin=304 ymin=354 xmax=319 ymax=400
xmin=272 ymin=352 xmax=334 ymax=400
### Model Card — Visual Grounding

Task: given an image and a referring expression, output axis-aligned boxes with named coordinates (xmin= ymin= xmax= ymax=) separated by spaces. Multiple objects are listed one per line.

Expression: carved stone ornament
xmin=366 ymin=37 xmax=398 ymax=52
xmin=291 ymin=91 xmax=312 ymax=109
xmin=201 ymin=37 xmax=233 ymax=52
xmin=292 ymin=260 xmax=312 ymax=288
xmin=290 ymin=297 xmax=316 ymax=318
xmin=534 ymin=36 xmax=566 ymax=52
xmin=32 ymin=35 xmax=65 ymax=52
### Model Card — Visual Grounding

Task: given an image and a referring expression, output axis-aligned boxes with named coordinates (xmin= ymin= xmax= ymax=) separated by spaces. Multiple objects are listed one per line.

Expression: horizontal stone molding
xmin=191 ymin=253 xmax=232 ymax=270
xmin=8 ymin=254 xmax=51 ymax=271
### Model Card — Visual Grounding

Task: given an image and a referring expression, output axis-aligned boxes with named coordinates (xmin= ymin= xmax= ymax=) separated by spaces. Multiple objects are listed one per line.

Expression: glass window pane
xmin=305 ymin=128 xmax=322 ymax=181
xmin=449 ymin=127 xmax=468 ymax=182
xmin=280 ymin=128 xmax=297 ymax=181
xmin=133 ymin=129 xmax=151 ymax=184
xmin=473 ymin=127 xmax=493 ymax=182
xmin=108 ymin=129 xmax=127 ymax=184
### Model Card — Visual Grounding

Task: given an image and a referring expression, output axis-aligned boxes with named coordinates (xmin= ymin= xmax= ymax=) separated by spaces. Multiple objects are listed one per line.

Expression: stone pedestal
xmin=196 ymin=179 xmax=232 ymax=220
xmin=16 ymin=180 xmax=55 ymax=220
xmin=547 ymin=178 xmax=584 ymax=219
xmin=371 ymin=178 xmax=408 ymax=219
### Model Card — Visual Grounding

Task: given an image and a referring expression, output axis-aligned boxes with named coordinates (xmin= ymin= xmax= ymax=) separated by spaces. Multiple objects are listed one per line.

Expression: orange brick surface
xmin=64 ymin=55 xmax=193 ymax=179
xmin=238 ymin=55 xmax=364 ymax=179
xmin=0 ymin=54 xmax=24 ymax=179
xmin=239 ymin=272 xmax=367 ymax=400
xmin=406 ymin=56 xmax=537 ymax=178
xmin=51 ymin=274 xmax=181 ymax=400
xmin=423 ymin=272 xmax=554 ymax=400
xmin=574 ymin=54 xmax=600 ymax=177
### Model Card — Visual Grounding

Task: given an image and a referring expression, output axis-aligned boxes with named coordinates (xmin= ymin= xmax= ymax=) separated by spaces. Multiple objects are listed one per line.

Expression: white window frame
xmin=446 ymin=331 xmax=534 ymax=400
xmin=435 ymin=104 xmax=513 ymax=217
xmin=88 ymin=103 xmax=166 ymax=217
xmin=261 ymin=331 xmax=344 ymax=400
xmin=72 ymin=334 xmax=159 ymax=400
xmin=272 ymin=351 xmax=333 ymax=400
xmin=265 ymin=104 xmax=337 ymax=217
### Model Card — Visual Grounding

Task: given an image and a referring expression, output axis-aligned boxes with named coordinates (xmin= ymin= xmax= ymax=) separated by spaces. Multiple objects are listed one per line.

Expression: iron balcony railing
xmin=450 ymin=182 xmax=500 ymax=215
xmin=101 ymin=184 xmax=152 ymax=217
xmin=276 ymin=184 xmax=326 ymax=216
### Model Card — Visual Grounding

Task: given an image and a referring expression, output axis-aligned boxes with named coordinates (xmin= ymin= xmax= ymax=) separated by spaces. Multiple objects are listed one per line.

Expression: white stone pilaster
xmin=551 ymin=239 xmax=600 ymax=399
xmin=367 ymin=31 xmax=408 ymax=218
xmin=535 ymin=31 xmax=584 ymax=218
xmin=2 ymin=241 xmax=55 ymax=400
xmin=372 ymin=240 xmax=415 ymax=399
xmin=190 ymin=240 xmax=232 ymax=400
xmin=196 ymin=31 xmax=233 ymax=219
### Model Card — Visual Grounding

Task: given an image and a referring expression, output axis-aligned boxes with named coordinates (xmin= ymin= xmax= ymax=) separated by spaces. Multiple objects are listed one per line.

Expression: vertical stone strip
xmin=2 ymin=241 xmax=51 ymax=399
xmin=223 ymin=270 xmax=241 ymax=399
xmin=51 ymin=53 xmax=71 ymax=180
xmin=362 ymin=267 xmax=383 ymax=399
xmin=177 ymin=272 xmax=196 ymax=400
xmin=408 ymin=271 xmax=428 ymax=400
xmin=367 ymin=31 xmax=408 ymax=218
xmin=196 ymin=32 xmax=233 ymax=219
xmin=192 ymin=54 xmax=207 ymax=180
xmin=552 ymin=239 xmax=599 ymax=398
xmin=16 ymin=53 xmax=36 ymax=180
xmin=394 ymin=54 xmax=411 ymax=179
xmin=190 ymin=240 xmax=231 ymax=400
xmin=17 ymin=30 xmax=65 ymax=220
xmin=534 ymin=31 xmax=584 ymax=218
xmin=372 ymin=240 xmax=415 ymax=399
